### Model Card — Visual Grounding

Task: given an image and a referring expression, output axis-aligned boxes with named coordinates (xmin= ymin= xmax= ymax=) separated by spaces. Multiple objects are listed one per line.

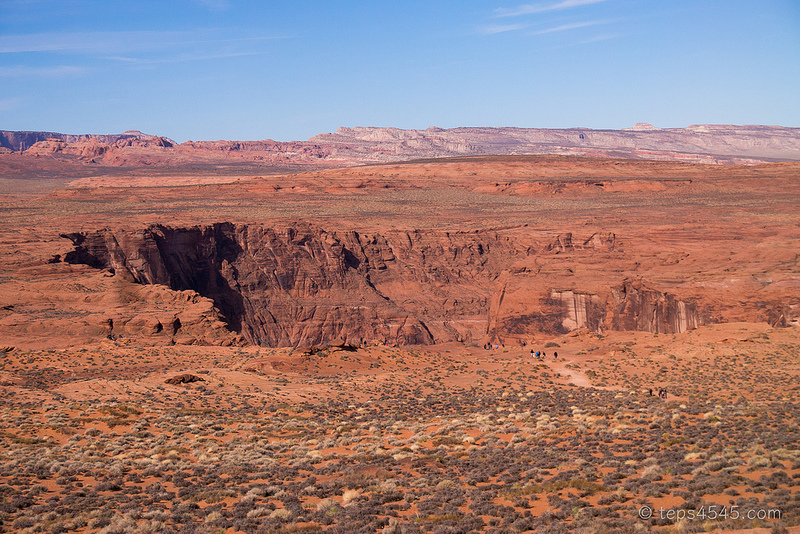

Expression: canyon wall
xmin=59 ymin=223 xmax=717 ymax=347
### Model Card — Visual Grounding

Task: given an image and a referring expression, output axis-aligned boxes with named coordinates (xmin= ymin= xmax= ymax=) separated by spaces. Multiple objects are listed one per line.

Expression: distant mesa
xmin=626 ymin=123 xmax=660 ymax=131
xmin=0 ymin=129 xmax=175 ymax=152
xmin=2 ymin=124 xmax=800 ymax=167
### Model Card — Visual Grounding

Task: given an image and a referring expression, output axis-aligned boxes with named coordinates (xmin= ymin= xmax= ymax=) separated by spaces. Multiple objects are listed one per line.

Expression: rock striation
xmin=549 ymin=290 xmax=605 ymax=332
xmin=611 ymin=281 xmax=700 ymax=334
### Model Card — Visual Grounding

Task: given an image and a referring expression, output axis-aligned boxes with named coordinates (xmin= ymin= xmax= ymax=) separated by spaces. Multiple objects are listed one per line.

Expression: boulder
xmin=164 ymin=374 xmax=205 ymax=385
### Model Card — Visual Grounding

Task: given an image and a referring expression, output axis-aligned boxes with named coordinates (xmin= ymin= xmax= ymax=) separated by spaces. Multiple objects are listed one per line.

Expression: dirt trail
xmin=551 ymin=359 xmax=596 ymax=388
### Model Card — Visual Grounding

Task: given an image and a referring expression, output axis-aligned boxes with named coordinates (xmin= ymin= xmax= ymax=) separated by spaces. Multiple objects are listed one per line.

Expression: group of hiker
xmin=483 ymin=339 xmax=675 ymax=400
xmin=481 ymin=341 xmax=560 ymax=361
xmin=530 ymin=349 xmax=557 ymax=361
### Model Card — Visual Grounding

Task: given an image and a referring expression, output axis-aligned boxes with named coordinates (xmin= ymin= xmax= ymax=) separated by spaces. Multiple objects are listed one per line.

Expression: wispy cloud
xmin=576 ymin=33 xmax=618 ymax=45
xmin=530 ymin=19 xmax=610 ymax=34
xmin=0 ymin=65 xmax=86 ymax=77
xmin=0 ymin=31 xmax=188 ymax=54
xmin=0 ymin=30 xmax=286 ymax=55
xmin=478 ymin=23 xmax=530 ymax=35
xmin=495 ymin=0 xmax=607 ymax=18
xmin=106 ymin=51 xmax=264 ymax=65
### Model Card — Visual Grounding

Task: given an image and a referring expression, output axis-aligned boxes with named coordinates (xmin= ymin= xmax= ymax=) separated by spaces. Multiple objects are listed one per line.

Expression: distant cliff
xmin=0 ymin=130 xmax=173 ymax=152
xmin=311 ymin=124 xmax=800 ymax=164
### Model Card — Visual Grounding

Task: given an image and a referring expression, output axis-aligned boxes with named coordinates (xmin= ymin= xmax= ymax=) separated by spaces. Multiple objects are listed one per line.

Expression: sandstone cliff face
xmin=492 ymin=282 xmax=700 ymax=339
xmin=611 ymin=281 xmax=700 ymax=334
xmin=60 ymin=223 xmax=720 ymax=347
xmin=549 ymin=290 xmax=605 ymax=332
xmin=63 ymin=224 xmax=512 ymax=346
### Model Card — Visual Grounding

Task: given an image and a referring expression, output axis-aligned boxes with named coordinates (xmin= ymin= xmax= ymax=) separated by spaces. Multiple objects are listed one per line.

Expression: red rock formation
xmin=62 ymin=223 xmax=510 ymax=346
xmin=59 ymin=223 xmax=753 ymax=347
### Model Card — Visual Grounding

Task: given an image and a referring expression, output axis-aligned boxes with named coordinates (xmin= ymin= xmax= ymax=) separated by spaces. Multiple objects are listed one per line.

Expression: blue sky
xmin=1 ymin=0 xmax=799 ymax=142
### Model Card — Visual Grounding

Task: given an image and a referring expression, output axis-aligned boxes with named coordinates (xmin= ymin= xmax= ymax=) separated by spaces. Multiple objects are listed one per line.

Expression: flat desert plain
xmin=0 ymin=155 xmax=799 ymax=533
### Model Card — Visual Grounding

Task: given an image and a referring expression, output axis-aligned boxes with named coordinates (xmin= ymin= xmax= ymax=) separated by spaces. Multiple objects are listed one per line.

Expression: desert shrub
xmin=247 ymin=507 xmax=271 ymax=518
xmin=204 ymin=510 xmax=224 ymax=523
xmin=270 ymin=508 xmax=292 ymax=521
xmin=11 ymin=516 xmax=35 ymax=529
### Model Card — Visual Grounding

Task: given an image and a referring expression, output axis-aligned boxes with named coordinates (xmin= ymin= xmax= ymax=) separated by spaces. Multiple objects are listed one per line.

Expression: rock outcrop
xmin=164 ymin=373 xmax=205 ymax=385
xmin=494 ymin=282 xmax=700 ymax=339
xmin=0 ymin=259 xmax=242 ymax=349
xmin=546 ymin=232 xmax=616 ymax=254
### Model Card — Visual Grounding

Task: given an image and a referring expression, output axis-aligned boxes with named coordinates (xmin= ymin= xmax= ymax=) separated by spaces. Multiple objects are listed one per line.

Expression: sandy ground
xmin=0 ymin=323 xmax=798 ymax=533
